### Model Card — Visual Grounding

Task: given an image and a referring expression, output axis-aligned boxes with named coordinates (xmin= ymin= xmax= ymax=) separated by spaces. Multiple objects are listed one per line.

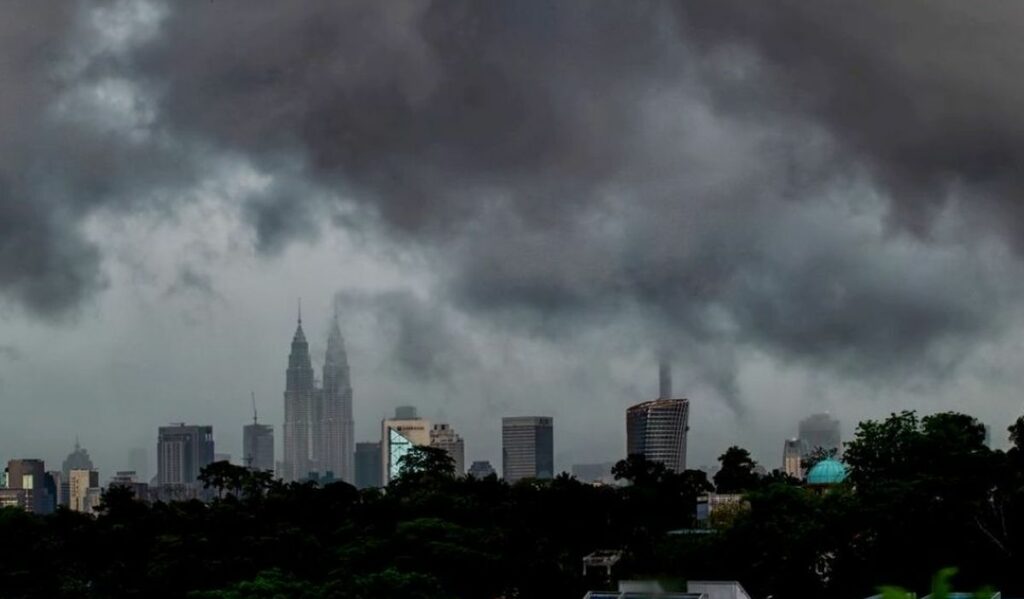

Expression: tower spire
xmin=251 ymin=390 xmax=258 ymax=425
xmin=298 ymin=297 xmax=302 ymax=325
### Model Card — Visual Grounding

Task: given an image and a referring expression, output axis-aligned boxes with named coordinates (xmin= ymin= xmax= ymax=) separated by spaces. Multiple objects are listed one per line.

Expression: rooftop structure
xmin=583 ymin=580 xmax=751 ymax=599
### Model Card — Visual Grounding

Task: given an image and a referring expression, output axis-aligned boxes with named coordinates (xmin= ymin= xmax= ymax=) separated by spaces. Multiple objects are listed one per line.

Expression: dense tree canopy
xmin=713 ymin=446 xmax=760 ymax=494
xmin=1 ymin=410 xmax=1023 ymax=598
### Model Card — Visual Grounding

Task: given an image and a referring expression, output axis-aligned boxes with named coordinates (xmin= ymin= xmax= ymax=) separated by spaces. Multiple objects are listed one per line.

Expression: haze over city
xmin=5 ymin=1 xmax=1024 ymax=479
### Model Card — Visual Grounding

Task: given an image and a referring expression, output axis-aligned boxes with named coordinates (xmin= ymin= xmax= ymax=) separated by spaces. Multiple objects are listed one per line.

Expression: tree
xmin=188 ymin=569 xmax=327 ymax=599
xmin=1010 ymin=415 xmax=1024 ymax=452
xmin=199 ymin=461 xmax=252 ymax=498
xmin=713 ymin=446 xmax=760 ymax=494
xmin=843 ymin=411 xmax=921 ymax=488
xmin=801 ymin=446 xmax=839 ymax=472
xmin=612 ymin=454 xmax=669 ymax=486
xmin=395 ymin=446 xmax=456 ymax=484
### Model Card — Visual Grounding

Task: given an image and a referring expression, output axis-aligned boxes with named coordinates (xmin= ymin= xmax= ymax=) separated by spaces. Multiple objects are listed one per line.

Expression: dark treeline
xmin=2 ymin=410 xmax=1024 ymax=598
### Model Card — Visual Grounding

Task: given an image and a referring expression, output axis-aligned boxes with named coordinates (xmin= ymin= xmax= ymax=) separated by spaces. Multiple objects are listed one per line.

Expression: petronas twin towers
xmin=282 ymin=309 xmax=354 ymax=482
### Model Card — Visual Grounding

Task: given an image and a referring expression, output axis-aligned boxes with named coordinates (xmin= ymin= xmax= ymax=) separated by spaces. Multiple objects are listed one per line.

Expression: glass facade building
xmin=380 ymin=414 xmax=431 ymax=484
xmin=626 ymin=398 xmax=690 ymax=472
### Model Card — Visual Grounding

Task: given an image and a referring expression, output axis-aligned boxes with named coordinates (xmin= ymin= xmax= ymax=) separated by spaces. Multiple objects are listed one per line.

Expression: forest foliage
xmin=1 ymin=411 xmax=1023 ymax=598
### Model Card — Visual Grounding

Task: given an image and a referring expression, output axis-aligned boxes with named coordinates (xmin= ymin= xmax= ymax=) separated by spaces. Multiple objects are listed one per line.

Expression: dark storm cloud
xmin=335 ymin=290 xmax=476 ymax=383
xmin=674 ymin=1 xmax=1024 ymax=244
xmin=0 ymin=2 xmax=211 ymax=318
xmin=4 ymin=1 xmax=1023 ymax=403
xmin=0 ymin=4 xmax=102 ymax=317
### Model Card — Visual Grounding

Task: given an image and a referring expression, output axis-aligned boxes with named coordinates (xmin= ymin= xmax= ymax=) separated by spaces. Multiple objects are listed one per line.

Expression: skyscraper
xmin=798 ymin=413 xmax=841 ymax=454
xmin=502 ymin=416 xmax=554 ymax=483
xmin=281 ymin=306 xmax=356 ymax=483
xmin=430 ymin=423 xmax=465 ymax=474
xmin=354 ymin=442 xmax=382 ymax=489
xmin=69 ymin=469 xmax=100 ymax=513
xmin=625 ymin=361 xmax=690 ymax=472
xmin=320 ymin=312 xmax=354 ymax=482
xmin=783 ymin=438 xmax=806 ymax=479
xmin=243 ymin=422 xmax=275 ymax=473
xmin=626 ymin=399 xmax=690 ymax=472
xmin=283 ymin=309 xmax=317 ymax=482
xmin=157 ymin=424 xmax=214 ymax=487
xmin=47 ymin=470 xmax=67 ymax=507
xmin=109 ymin=471 xmax=149 ymax=501
xmin=62 ymin=439 xmax=94 ymax=479
xmin=4 ymin=459 xmax=53 ymax=514
xmin=381 ymin=409 xmax=431 ymax=484
xmin=244 ymin=391 xmax=275 ymax=473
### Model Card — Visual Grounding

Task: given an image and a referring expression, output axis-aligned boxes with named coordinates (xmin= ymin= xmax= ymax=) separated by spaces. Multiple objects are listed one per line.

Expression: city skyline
xmin=2 ymin=344 xmax=1005 ymax=485
xmin=0 ymin=3 xmax=1020 ymax=596
xmin=6 ymin=2 xmax=1024 ymax=484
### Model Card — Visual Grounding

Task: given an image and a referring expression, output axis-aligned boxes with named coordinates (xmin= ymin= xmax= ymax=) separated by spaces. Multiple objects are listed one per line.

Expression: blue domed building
xmin=806 ymin=458 xmax=847 ymax=491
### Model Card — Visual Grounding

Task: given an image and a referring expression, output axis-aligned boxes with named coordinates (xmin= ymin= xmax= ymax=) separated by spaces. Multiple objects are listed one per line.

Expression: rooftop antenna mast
xmin=245 ymin=391 xmax=258 ymax=469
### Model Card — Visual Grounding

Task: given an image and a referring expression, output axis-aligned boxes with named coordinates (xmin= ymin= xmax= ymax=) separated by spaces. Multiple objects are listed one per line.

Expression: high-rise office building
xmin=69 ymin=469 xmax=100 ymax=513
xmin=243 ymin=422 xmax=275 ymax=473
xmin=110 ymin=471 xmax=150 ymax=501
xmin=502 ymin=416 xmax=554 ymax=483
xmin=381 ymin=410 xmax=431 ymax=484
xmin=4 ymin=459 xmax=54 ymax=514
xmin=430 ymin=423 xmax=465 ymax=474
xmin=467 ymin=460 xmax=496 ymax=479
xmin=783 ymin=438 xmax=806 ymax=479
xmin=354 ymin=442 xmax=382 ymax=489
xmin=626 ymin=399 xmax=690 ymax=472
xmin=62 ymin=439 xmax=94 ymax=479
xmin=283 ymin=310 xmax=317 ymax=482
xmin=320 ymin=312 xmax=354 ymax=482
xmin=625 ymin=361 xmax=690 ymax=472
xmin=798 ymin=413 xmax=841 ymax=454
xmin=47 ymin=470 xmax=67 ymax=507
xmin=281 ymin=307 xmax=356 ymax=482
xmin=157 ymin=424 xmax=214 ymax=487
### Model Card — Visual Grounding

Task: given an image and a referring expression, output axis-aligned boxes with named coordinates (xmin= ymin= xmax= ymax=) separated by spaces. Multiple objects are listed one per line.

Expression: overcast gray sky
xmin=4 ymin=1 xmax=1024 ymax=478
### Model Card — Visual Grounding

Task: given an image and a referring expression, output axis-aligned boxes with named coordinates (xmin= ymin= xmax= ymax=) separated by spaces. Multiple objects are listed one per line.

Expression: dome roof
xmin=806 ymin=458 xmax=847 ymax=485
